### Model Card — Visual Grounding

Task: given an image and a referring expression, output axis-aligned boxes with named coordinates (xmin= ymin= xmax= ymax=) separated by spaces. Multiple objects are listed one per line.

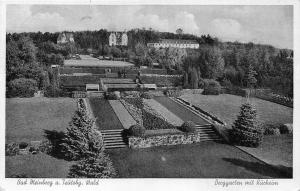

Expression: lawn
xmin=107 ymin=142 xmax=290 ymax=178
xmin=237 ymin=134 xmax=293 ymax=168
xmin=154 ymin=96 xmax=209 ymax=125
xmin=179 ymin=94 xmax=293 ymax=126
xmin=6 ymin=97 xmax=77 ymax=143
xmin=6 ymin=153 xmax=74 ymax=178
xmin=88 ymin=98 xmax=123 ymax=130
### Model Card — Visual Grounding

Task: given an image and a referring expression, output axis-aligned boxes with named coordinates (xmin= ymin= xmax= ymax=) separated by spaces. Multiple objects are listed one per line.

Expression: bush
xmin=279 ymin=124 xmax=293 ymax=134
xmin=202 ymin=79 xmax=221 ymax=95
xmin=164 ymin=89 xmax=183 ymax=97
xmin=105 ymin=91 xmax=121 ymax=100
xmin=44 ymin=85 xmax=65 ymax=97
xmin=263 ymin=123 xmax=281 ymax=135
xmin=179 ymin=121 xmax=196 ymax=133
xmin=264 ymin=127 xmax=281 ymax=135
xmin=5 ymin=143 xmax=19 ymax=156
xmin=128 ymin=124 xmax=146 ymax=137
xmin=7 ymin=78 xmax=37 ymax=97
xmin=140 ymin=92 xmax=154 ymax=99
xmin=19 ymin=142 xmax=29 ymax=149
xmin=230 ymin=102 xmax=263 ymax=147
xmin=68 ymin=154 xmax=117 ymax=178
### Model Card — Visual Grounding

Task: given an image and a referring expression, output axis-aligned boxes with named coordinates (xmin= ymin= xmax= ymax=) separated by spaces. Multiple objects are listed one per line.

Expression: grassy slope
xmin=154 ymin=96 xmax=209 ymax=125
xmin=88 ymin=98 xmax=123 ymax=130
xmin=107 ymin=142 xmax=290 ymax=178
xmin=180 ymin=94 xmax=293 ymax=126
xmin=6 ymin=98 xmax=77 ymax=143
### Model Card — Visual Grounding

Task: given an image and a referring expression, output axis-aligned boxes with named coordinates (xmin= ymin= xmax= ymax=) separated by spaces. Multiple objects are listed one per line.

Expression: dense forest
xmin=6 ymin=28 xmax=293 ymax=98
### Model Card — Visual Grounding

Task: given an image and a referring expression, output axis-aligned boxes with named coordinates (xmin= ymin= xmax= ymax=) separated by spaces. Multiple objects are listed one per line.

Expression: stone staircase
xmin=101 ymin=129 xmax=128 ymax=149
xmin=195 ymin=124 xmax=223 ymax=142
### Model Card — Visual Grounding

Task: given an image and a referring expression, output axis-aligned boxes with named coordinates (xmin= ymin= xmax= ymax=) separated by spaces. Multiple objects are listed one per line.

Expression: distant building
xmin=109 ymin=32 xmax=128 ymax=46
xmin=147 ymin=39 xmax=199 ymax=49
xmin=57 ymin=32 xmax=75 ymax=44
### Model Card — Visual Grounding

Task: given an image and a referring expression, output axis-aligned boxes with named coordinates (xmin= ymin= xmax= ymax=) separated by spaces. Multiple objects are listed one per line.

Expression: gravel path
xmin=109 ymin=100 xmax=137 ymax=129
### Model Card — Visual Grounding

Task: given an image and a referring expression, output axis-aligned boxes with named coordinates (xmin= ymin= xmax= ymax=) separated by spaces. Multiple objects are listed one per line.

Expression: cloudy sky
xmin=6 ymin=5 xmax=293 ymax=49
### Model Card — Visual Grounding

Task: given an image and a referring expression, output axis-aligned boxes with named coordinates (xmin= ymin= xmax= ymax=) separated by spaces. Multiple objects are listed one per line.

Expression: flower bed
xmin=121 ymin=98 xmax=175 ymax=130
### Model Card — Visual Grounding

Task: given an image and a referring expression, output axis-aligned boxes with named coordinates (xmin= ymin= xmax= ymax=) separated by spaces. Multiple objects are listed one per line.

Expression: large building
xmin=57 ymin=32 xmax=75 ymax=44
xmin=147 ymin=39 xmax=199 ymax=49
xmin=109 ymin=32 xmax=128 ymax=46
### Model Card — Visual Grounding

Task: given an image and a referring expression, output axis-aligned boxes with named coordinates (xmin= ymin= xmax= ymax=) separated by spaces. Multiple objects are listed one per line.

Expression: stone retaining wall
xmin=128 ymin=132 xmax=201 ymax=149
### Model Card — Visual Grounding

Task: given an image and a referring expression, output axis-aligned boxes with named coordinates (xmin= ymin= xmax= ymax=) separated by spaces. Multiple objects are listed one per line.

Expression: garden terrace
xmin=64 ymin=59 xmax=134 ymax=68
xmin=140 ymin=74 xmax=183 ymax=87
xmin=179 ymin=94 xmax=293 ymax=127
xmin=60 ymin=75 xmax=102 ymax=91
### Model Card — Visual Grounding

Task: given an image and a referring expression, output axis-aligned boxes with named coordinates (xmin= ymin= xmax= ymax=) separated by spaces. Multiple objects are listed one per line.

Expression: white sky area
xmin=6 ymin=5 xmax=293 ymax=49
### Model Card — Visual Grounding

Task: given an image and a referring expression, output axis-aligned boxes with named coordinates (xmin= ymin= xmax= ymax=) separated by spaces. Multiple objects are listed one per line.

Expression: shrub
xmin=230 ymin=102 xmax=263 ymax=147
xmin=7 ymin=78 xmax=37 ymax=97
xmin=128 ymin=124 xmax=146 ymax=137
xmin=140 ymin=92 xmax=154 ymax=99
xmin=68 ymin=154 xmax=117 ymax=178
xmin=180 ymin=121 xmax=196 ymax=133
xmin=279 ymin=124 xmax=293 ymax=134
xmin=142 ymin=110 xmax=175 ymax=130
xmin=105 ymin=91 xmax=121 ymax=100
xmin=264 ymin=127 xmax=281 ymax=135
xmin=164 ymin=89 xmax=183 ymax=97
xmin=202 ymin=79 xmax=221 ymax=95
xmin=19 ymin=142 xmax=29 ymax=149
xmin=5 ymin=143 xmax=19 ymax=156
xmin=38 ymin=140 xmax=53 ymax=154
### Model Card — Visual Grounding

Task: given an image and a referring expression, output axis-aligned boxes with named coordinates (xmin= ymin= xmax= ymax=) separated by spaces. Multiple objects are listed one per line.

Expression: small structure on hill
xmin=109 ymin=31 xmax=128 ymax=46
xmin=57 ymin=32 xmax=75 ymax=44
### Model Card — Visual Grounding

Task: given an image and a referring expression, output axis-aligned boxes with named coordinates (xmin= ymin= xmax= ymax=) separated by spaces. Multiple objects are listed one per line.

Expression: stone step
xmin=105 ymin=144 xmax=127 ymax=149
xmin=102 ymin=134 xmax=123 ymax=138
xmin=101 ymin=129 xmax=123 ymax=132
xmin=104 ymin=139 xmax=126 ymax=143
xmin=104 ymin=142 xmax=127 ymax=147
xmin=104 ymin=136 xmax=125 ymax=140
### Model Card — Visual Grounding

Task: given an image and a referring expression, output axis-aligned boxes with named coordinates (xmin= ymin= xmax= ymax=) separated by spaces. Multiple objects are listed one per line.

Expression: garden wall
xmin=128 ymin=131 xmax=201 ymax=149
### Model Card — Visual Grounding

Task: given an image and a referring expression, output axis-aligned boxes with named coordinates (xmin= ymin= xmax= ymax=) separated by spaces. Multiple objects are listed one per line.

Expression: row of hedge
xmin=140 ymin=74 xmax=183 ymax=87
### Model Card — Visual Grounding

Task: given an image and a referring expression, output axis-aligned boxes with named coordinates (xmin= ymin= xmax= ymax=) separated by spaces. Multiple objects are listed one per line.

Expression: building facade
xmin=57 ymin=32 xmax=75 ymax=44
xmin=109 ymin=32 xmax=128 ymax=46
xmin=147 ymin=39 xmax=199 ymax=49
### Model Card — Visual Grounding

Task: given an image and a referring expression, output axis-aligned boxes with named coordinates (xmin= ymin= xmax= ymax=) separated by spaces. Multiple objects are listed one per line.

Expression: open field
xmin=107 ymin=142 xmax=290 ymax=178
xmin=180 ymin=94 xmax=293 ymax=126
xmin=154 ymin=96 xmax=209 ymax=125
xmin=6 ymin=98 xmax=77 ymax=143
xmin=6 ymin=153 xmax=74 ymax=178
xmin=88 ymin=98 xmax=123 ymax=130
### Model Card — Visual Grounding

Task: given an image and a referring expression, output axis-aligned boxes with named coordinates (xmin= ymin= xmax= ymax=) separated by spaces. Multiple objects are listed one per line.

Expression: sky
xmin=6 ymin=5 xmax=293 ymax=49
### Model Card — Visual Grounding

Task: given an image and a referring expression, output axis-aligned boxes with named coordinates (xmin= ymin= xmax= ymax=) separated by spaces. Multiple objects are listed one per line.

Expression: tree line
xmin=6 ymin=28 xmax=293 ymax=98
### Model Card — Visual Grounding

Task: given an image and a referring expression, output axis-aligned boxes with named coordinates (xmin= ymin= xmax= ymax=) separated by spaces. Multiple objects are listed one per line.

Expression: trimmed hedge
xmin=128 ymin=124 xmax=146 ymax=137
xmin=164 ymin=89 xmax=183 ymax=97
xmin=180 ymin=121 xmax=196 ymax=133
xmin=140 ymin=74 xmax=183 ymax=87
xmin=202 ymin=79 xmax=221 ymax=95
xmin=140 ymin=92 xmax=154 ymax=99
